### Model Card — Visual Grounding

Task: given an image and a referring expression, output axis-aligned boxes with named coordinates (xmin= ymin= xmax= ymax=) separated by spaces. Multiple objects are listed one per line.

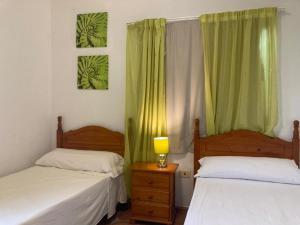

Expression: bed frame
xmin=56 ymin=116 xmax=124 ymax=156
xmin=194 ymin=119 xmax=300 ymax=175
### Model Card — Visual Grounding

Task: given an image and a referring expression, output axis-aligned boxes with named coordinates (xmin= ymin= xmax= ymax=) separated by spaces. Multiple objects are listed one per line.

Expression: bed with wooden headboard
xmin=56 ymin=116 xmax=124 ymax=156
xmin=185 ymin=119 xmax=300 ymax=225
xmin=193 ymin=119 xmax=300 ymax=175
xmin=0 ymin=116 xmax=126 ymax=225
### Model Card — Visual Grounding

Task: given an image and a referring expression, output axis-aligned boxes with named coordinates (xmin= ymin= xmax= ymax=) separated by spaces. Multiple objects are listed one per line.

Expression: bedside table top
xmin=131 ymin=163 xmax=178 ymax=173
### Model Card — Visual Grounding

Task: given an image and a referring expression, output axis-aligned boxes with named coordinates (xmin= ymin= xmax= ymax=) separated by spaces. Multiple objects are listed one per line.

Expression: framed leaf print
xmin=77 ymin=55 xmax=108 ymax=90
xmin=76 ymin=12 xmax=108 ymax=48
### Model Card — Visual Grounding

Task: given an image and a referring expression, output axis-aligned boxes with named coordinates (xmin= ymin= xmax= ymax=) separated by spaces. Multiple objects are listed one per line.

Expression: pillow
xmin=195 ymin=156 xmax=300 ymax=185
xmin=35 ymin=148 xmax=124 ymax=178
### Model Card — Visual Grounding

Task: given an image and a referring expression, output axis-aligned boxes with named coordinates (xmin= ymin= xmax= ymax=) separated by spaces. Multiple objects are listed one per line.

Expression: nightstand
xmin=130 ymin=163 xmax=178 ymax=224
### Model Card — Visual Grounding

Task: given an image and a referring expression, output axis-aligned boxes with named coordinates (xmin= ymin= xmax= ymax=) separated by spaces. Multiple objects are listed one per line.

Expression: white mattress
xmin=185 ymin=177 xmax=300 ymax=225
xmin=0 ymin=166 xmax=127 ymax=225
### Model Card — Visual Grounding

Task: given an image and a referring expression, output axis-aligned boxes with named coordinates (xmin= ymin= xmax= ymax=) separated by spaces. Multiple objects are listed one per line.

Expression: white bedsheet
xmin=0 ymin=166 xmax=127 ymax=225
xmin=185 ymin=178 xmax=300 ymax=225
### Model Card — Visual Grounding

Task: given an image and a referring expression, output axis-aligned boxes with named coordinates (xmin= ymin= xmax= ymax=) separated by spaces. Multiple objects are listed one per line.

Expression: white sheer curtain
xmin=166 ymin=20 xmax=205 ymax=154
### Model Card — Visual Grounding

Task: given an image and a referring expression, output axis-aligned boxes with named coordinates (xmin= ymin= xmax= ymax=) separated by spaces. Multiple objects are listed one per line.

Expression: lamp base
xmin=157 ymin=154 xmax=168 ymax=168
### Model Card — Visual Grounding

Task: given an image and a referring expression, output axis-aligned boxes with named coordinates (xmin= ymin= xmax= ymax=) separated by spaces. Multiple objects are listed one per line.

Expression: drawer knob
xmin=148 ymin=196 xmax=153 ymax=200
xmin=148 ymin=180 xmax=154 ymax=185
xmin=148 ymin=210 xmax=153 ymax=215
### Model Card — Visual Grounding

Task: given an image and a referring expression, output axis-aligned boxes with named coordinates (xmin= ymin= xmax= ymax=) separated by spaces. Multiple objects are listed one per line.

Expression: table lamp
xmin=154 ymin=137 xmax=169 ymax=168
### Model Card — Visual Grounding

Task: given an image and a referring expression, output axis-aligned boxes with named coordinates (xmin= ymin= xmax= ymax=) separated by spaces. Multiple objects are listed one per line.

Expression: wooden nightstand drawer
xmin=130 ymin=163 xmax=178 ymax=224
xmin=132 ymin=171 xmax=170 ymax=189
xmin=132 ymin=188 xmax=169 ymax=204
xmin=132 ymin=201 xmax=170 ymax=219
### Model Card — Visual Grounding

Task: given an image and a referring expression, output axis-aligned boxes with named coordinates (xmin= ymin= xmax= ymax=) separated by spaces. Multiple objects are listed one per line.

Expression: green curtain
xmin=200 ymin=8 xmax=278 ymax=136
xmin=124 ymin=19 xmax=167 ymax=193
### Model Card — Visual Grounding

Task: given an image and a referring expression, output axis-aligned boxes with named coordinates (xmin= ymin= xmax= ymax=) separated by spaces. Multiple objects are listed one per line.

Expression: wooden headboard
xmin=194 ymin=119 xmax=300 ymax=175
xmin=56 ymin=116 xmax=124 ymax=156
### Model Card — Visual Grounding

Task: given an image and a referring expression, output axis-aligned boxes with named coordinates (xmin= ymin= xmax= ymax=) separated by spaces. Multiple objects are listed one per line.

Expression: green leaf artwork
xmin=76 ymin=12 xmax=107 ymax=48
xmin=77 ymin=55 xmax=108 ymax=90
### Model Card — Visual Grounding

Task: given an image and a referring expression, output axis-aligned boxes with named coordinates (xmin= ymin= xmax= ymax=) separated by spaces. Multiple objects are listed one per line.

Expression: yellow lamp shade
xmin=154 ymin=137 xmax=169 ymax=154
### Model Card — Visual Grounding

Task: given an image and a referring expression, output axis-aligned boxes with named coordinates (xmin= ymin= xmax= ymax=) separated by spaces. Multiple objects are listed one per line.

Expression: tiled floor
xmin=101 ymin=208 xmax=187 ymax=225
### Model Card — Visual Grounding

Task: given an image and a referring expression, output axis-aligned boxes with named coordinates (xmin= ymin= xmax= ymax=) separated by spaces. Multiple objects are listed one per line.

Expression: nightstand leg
xmin=129 ymin=218 xmax=135 ymax=224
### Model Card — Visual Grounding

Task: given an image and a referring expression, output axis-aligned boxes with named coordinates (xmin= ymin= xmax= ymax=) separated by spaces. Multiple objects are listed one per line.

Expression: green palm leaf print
xmin=77 ymin=55 xmax=108 ymax=89
xmin=76 ymin=12 xmax=107 ymax=48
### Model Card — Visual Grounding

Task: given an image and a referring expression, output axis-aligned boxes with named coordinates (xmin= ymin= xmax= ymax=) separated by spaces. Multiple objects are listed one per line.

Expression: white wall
xmin=51 ymin=0 xmax=300 ymax=207
xmin=0 ymin=0 xmax=52 ymax=176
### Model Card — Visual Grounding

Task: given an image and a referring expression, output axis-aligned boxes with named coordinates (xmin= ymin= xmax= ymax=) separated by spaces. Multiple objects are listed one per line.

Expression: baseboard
xmin=176 ymin=206 xmax=189 ymax=211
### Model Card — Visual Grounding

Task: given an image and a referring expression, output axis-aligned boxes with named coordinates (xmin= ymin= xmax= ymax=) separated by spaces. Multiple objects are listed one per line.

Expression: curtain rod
xmin=126 ymin=16 xmax=198 ymax=25
xmin=126 ymin=7 xmax=286 ymax=25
